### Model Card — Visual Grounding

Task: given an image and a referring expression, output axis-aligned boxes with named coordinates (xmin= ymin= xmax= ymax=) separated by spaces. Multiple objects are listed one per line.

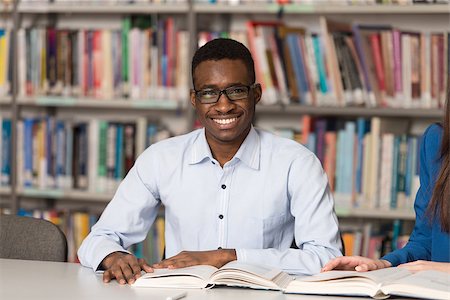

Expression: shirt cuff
xmin=91 ymin=239 xmax=132 ymax=272
xmin=235 ymin=249 xmax=247 ymax=262
xmin=381 ymin=252 xmax=400 ymax=267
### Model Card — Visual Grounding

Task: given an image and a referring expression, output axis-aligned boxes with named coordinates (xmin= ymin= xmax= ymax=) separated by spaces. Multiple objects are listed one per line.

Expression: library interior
xmin=0 ymin=0 xmax=449 ymax=299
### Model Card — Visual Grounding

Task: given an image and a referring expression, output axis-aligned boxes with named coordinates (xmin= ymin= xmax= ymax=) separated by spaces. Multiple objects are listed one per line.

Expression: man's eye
xmin=229 ymin=87 xmax=246 ymax=95
xmin=228 ymin=87 xmax=247 ymax=95
xmin=200 ymin=90 xmax=218 ymax=98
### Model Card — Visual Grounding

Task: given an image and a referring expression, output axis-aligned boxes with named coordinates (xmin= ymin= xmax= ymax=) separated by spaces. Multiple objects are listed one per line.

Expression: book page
xmin=132 ymin=265 xmax=218 ymax=289
xmin=284 ymin=268 xmax=412 ymax=299
xmin=297 ymin=267 xmax=411 ymax=283
xmin=218 ymin=261 xmax=282 ymax=281
xmin=382 ymin=270 xmax=450 ymax=300
xmin=210 ymin=261 xmax=292 ymax=290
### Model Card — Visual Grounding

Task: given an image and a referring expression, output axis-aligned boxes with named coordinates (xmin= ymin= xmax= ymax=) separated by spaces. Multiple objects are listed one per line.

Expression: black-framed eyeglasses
xmin=193 ymin=84 xmax=258 ymax=104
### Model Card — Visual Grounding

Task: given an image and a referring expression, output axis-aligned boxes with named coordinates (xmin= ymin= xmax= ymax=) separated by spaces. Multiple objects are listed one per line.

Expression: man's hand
xmin=398 ymin=261 xmax=450 ymax=273
xmin=152 ymin=249 xmax=237 ymax=269
xmin=101 ymin=252 xmax=153 ymax=285
xmin=321 ymin=256 xmax=392 ymax=272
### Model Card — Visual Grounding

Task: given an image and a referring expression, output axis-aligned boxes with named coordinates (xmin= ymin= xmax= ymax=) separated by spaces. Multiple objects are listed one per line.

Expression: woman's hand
xmin=398 ymin=261 xmax=450 ymax=273
xmin=321 ymin=256 xmax=392 ymax=272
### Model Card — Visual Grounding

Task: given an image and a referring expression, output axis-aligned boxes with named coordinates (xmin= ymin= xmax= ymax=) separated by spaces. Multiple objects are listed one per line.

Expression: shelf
xmin=0 ymin=96 xmax=12 ymax=105
xmin=17 ymin=3 xmax=189 ymax=14
xmin=336 ymin=207 xmax=415 ymax=220
xmin=194 ymin=3 xmax=450 ymax=14
xmin=18 ymin=188 xmax=113 ymax=203
xmin=0 ymin=186 xmax=11 ymax=196
xmin=0 ymin=2 xmax=13 ymax=12
xmin=256 ymin=105 xmax=443 ymax=119
xmin=17 ymin=96 xmax=182 ymax=111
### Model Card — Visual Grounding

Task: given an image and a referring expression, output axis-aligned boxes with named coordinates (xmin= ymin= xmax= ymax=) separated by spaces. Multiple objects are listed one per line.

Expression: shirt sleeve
xmin=235 ymin=153 xmax=343 ymax=275
xmin=77 ymin=149 xmax=161 ymax=271
xmin=382 ymin=127 xmax=436 ymax=266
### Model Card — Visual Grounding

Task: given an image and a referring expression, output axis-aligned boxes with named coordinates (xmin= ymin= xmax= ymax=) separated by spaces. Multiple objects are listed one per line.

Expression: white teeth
xmin=213 ymin=118 xmax=237 ymax=125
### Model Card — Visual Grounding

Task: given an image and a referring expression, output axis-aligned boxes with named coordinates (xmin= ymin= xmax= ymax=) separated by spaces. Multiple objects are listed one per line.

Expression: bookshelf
xmin=256 ymin=105 xmax=444 ymax=118
xmin=193 ymin=3 xmax=450 ymax=14
xmin=17 ymin=2 xmax=190 ymax=14
xmin=1 ymin=0 xmax=447 ymax=262
xmin=17 ymin=97 xmax=183 ymax=110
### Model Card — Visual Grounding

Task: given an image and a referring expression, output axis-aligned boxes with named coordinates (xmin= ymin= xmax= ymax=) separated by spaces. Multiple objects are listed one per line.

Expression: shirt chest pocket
xmin=247 ymin=214 xmax=292 ymax=249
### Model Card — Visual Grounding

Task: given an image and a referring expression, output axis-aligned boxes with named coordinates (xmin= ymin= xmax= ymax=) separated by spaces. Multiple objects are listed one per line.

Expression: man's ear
xmin=190 ymin=90 xmax=197 ymax=108
xmin=253 ymin=83 xmax=262 ymax=105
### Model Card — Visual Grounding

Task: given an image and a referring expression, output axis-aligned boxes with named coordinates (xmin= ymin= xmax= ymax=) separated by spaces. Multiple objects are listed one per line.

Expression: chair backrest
xmin=0 ymin=215 xmax=68 ymax=262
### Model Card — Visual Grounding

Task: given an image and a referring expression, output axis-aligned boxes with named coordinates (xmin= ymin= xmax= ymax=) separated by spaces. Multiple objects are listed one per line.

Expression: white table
xmin=0 ymin=258 xmax=417 ymax=300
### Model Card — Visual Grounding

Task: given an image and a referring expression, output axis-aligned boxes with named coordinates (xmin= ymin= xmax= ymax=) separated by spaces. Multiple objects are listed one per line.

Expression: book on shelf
xmin=284 ymin=268 xmax=450 ymax=300
xmin=285 ymin=115 xmax=421 ymax=211
xmin=0 ymin=117 xmax=11 ymax=186
xmin=132 ymin=261 xmax=293 ymax=290
xmin=17 ymin=16 xmax=190 ymax=103
xmin=0 ymin=28 xmax=11 ymax=98
xmin=194 ymin=0 xmax=449 ymax=4
xmin=17 ymin=208 xmax=100 ymax=263
xmin=198 ymin=20 xmax=448 ymax=108
xmin=16 ymin=116 xmax=172 ymax=192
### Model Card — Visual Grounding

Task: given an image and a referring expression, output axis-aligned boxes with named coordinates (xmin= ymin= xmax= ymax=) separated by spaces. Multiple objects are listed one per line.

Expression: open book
xmin=285 ymin=267 xmax=450 ymax=300
xmin=132 ymin=261 xmax=293 ymax=290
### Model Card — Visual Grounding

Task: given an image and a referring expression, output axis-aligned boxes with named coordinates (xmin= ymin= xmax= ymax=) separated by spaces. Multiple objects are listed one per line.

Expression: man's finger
xmin=103 ymin=270 xmax=113 ymax=283
xmin=112 ymin=266 xmax=127 ymax=285
xmin=138 ymin=258 xmax=154 ymax=273
xmin=129 ymin=259 xmax=143 ymax=279
xmin=153 ymin=259 xmax=175 ymax=268
xmin=119 ymin=263 xmax=136 ymax=284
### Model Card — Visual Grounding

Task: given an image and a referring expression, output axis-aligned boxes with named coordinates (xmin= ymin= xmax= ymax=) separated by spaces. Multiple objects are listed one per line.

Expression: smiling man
xmin=78 ymin=38 xmax=342 ymax=285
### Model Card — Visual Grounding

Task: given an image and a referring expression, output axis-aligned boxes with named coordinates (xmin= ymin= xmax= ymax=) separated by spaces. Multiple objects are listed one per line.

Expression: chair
xmin=0 ymin=215 xmax=68 ymax=262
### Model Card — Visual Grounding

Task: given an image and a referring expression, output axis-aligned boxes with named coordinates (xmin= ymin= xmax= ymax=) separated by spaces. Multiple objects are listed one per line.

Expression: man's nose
xmin=214 ymin=92 xmax=235 ymax=112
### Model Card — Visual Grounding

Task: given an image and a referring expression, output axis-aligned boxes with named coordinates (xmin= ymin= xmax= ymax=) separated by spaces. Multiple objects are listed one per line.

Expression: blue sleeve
xmin=381 ymin=125 xmax=440 ymax=266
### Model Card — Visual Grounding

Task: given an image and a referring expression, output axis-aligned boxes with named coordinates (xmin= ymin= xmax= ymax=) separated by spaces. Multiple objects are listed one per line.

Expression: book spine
xmin=0 ymin=118 xmax=11 ymax=186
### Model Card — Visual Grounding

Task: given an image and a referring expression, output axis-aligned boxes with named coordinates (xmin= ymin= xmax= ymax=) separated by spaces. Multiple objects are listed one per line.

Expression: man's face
xmin=190 ymin=59 xmax=261 ymax=146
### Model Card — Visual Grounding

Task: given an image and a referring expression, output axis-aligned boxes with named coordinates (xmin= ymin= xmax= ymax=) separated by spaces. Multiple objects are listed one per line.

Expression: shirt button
xmin=221 ymin=184 xmax=226 ymax=189
xmin=219 ymin=214 xmax=224 ymax=219
xmin=211 ymin=161 xmax=215 ymax=165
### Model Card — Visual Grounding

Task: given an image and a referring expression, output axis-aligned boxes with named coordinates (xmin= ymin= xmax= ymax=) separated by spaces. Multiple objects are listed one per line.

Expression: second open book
xmin=132 ymin=261 xmax=449 ymax=300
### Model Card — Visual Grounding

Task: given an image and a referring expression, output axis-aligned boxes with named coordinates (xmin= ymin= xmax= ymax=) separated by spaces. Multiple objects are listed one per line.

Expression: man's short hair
xmin=191 ymin=38 xmax=256 ymax=86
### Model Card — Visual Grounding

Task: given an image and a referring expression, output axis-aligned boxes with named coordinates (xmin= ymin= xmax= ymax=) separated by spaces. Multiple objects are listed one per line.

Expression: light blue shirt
xmin=78 ymin=126 xmax=342 ymax=275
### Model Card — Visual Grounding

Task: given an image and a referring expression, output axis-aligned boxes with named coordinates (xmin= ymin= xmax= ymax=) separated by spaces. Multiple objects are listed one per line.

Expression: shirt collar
xmin=189 ymin=126 xmax=261 ymax=170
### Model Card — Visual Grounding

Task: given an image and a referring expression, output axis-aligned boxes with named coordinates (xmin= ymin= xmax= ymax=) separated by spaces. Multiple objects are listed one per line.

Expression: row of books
xmin=276 ymin=116 xmax=421 ymax=210
xmin=0 ymin=208 xmax=165 ymax=264
xmin=13 ymin=208 xmax=100 ymax=263
xmin=2 ymin=116 xmax=171 ymax=190
xmin=8 ymin=0 xmax=449 ymax=4
xmin=2 ymin=114 xmax=422 ymax=211
xmin=3 ymin=20 xmax=447 ymax=109
xmin=217 ymin=20 xmax=448 ymax=108
xmin=2 ymin=206 xmax=407 ymax=263
xmin=130 ymin=214 xmax=165 ymax=264
xmin=18 ymin=0 xmax=187 ymax=3
xmin=15 ymin=208 xmax=164 ymax=264
xmin=0 ymin=16 xmax=190 ymax=101
xmin=197 ymin=0 xmax=448 ymax=4
xmin=341 ymin=220 xmax=409 ymax=259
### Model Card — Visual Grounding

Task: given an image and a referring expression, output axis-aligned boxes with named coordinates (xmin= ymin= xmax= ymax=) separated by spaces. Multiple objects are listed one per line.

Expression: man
xmin=78 ymin=38 xmax=342 ymax=285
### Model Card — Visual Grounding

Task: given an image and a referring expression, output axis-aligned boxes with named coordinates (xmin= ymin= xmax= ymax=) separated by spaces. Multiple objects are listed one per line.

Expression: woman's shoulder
xmin=422 ymin=123 xmax=443 ymax=159
xmin=424 ymin=123 xmax=443 ymax=139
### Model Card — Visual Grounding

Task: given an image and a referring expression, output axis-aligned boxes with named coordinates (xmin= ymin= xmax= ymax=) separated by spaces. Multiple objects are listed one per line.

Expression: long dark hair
xmin=427 ymin=92 xmax=450 ymax=233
